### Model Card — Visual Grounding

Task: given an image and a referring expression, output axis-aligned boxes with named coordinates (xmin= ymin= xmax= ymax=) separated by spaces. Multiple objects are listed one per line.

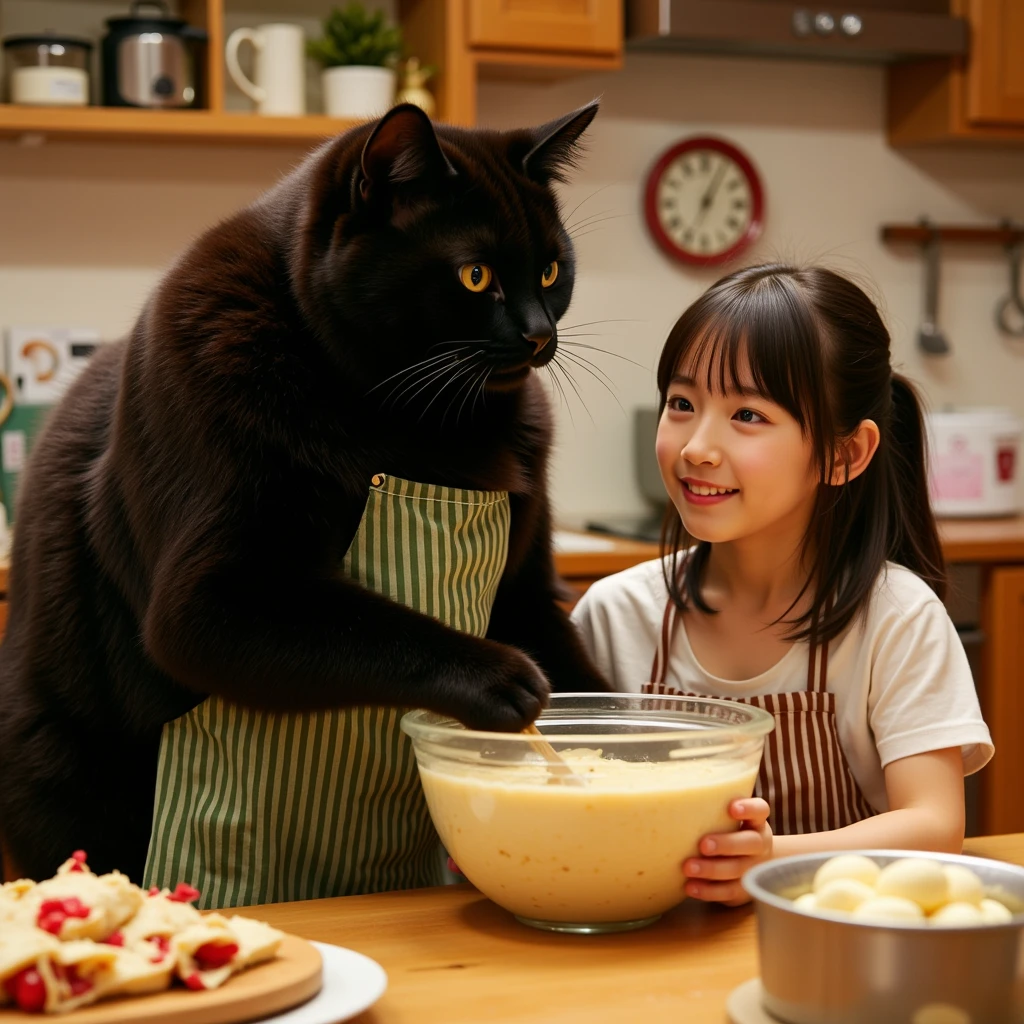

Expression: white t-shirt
xmin=571 ymin=558 xmax=993 ymax=815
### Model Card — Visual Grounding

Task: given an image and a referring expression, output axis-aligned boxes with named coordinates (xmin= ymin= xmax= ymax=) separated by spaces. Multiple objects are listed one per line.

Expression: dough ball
xmin=930 ymin=901 xmax=984 ymax=926
xmin=814 ymin=879 xmax=876 ymax=913
xmin=876 ymin=858 xmax=948 ymax=912
xmin=792 ymin=893 xmax=818 ymax=912
xmin=911 ymin=1004 xmax=971 ymax=1024
xmin=851 ymin=895 xmax=925 ymax=924
xmin=941 ymin=865 xmax=984 ymax=907
xmin=812 ymin=854 xmax=881 ymax=892
xmin=979 ymin=898 xmax=1013 ymax=924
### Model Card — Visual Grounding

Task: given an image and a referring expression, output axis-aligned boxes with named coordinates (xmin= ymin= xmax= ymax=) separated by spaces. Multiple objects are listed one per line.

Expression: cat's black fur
xmin=0 ymin=102 xmax=610 ymax=885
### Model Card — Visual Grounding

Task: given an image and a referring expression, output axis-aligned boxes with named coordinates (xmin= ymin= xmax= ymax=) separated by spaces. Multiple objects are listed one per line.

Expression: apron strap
xmin=806 ymin=595 xmax=833 ymax=694
xmin=650 ymin=590 xmax=677 ymax=688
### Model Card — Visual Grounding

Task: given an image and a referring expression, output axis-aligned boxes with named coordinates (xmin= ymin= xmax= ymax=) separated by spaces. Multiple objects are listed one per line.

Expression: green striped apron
xmin=143 ymin=473 xmax=510 ymax=909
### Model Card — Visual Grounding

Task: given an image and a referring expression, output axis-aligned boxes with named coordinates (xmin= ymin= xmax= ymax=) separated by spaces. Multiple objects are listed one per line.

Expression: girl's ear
xmin=831 ymin=419 xmax=881 ymax=486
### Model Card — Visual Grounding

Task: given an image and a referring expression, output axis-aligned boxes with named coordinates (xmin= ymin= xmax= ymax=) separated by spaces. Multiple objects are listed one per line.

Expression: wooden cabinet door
xmin=966 ymin=0 xmax=1024 ymax=125
xmin=468 ymin=0 xmax=621 ymax=56
xmin=981 ymin=566 xmax=1024 ymax=834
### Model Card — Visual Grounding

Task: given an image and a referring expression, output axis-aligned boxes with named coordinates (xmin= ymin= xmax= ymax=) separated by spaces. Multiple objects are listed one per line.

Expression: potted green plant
xmin=308 ymin=3 xmax=403 ymax=120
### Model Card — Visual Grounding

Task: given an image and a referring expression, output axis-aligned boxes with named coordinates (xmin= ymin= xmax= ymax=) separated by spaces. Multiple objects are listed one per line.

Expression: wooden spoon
xmin=523 ymin=724 xmax=585 ymax=786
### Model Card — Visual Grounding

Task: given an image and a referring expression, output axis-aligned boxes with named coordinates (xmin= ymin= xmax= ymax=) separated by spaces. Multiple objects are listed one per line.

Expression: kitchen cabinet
xmin=982 ymin=566 xmax=1024 ymax=835
xmin=0 ymin=0 xmax=621 ymax=144
xmin=400 ymin=0 xmax=622 ymax=126
xmin=468 ymin=0 xmax=621 ymax=56
xmin=888 ymin=0 xmax=1024 ymax=143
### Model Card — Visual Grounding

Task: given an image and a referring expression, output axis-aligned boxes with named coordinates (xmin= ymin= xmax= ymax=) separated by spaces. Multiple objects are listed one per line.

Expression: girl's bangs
xmin=663 ymin=275 xmax=825 ymax=432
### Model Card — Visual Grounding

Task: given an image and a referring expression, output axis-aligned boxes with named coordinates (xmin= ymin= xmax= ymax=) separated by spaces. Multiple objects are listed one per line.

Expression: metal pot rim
xmin=744 ymin=848 xmax=1024 ymax=931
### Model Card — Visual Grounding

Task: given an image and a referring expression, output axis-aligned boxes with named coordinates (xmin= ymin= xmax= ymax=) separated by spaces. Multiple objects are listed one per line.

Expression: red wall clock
xmin=644 ymin=136 xmax=765 ymax=267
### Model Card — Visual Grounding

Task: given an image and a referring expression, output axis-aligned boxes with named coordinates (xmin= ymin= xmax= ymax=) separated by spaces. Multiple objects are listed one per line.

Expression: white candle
xmin=11 ymin=66 xmax=88 ymax=106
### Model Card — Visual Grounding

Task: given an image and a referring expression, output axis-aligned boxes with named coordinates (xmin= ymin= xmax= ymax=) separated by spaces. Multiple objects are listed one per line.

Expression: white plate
xmin=261 ymin=942 xmax=388 ymax=1024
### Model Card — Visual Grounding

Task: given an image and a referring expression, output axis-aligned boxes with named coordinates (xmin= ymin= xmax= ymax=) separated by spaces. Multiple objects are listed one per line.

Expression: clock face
xmin=644 ymin=137 xmax=764 ymax=267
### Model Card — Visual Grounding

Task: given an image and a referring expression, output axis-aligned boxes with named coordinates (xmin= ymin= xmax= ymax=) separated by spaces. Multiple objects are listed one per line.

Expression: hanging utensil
xmin=996 ymin=231 xmax=1024 ymax=337
xmin=918 ymin=229 xmax=949 ymax=356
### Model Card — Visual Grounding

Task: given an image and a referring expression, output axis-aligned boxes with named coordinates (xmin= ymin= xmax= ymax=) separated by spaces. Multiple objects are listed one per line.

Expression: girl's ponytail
xmin=883 ymin=373 xmax=946 ymax=601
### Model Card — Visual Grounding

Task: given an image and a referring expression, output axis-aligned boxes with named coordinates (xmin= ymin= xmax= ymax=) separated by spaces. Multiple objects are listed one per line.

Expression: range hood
xmin=626 ymin=1 xmax=968 ymax=62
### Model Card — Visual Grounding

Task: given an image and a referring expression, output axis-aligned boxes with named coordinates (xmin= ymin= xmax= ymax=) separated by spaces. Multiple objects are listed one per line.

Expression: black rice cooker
xmin=102 ymin=1 xmax=207 ymax=108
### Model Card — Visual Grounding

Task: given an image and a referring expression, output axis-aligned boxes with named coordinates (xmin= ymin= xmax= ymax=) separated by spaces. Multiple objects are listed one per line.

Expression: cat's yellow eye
xmin=460 ymin=264 xmax=493 ymax=293
xmin=541 ymin=261 xmax=559 ymax=288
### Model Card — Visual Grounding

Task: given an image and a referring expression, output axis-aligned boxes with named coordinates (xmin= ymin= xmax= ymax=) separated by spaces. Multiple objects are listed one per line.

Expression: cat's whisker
xmin=558 ymin=351 xmax=626 ymax=414
xmin=368 ymin=349 xmax=464 ymax=397
xmin=564 ymin=208 xmax=615 ymax=233
xmin=438 ymin=361 xmax=482 ymax=427
xmin=559 ymin=180 xmax=622 ymax=229
xmin=542 ymin=362 xmax=573 ymax=425
xmin=558 ymin=319 xmax=641 ymax=331
xmin=454 ymin=366 xmax=489 ymax=425
xmin=389 ymin=353 xmax=468 ymax=408
xmin=550 ymin=359 xmax=594 ymax=424
xmin=566 ymin=212 xmax=631 ymax=234
xmin=558 ymin=348 xmax=619 ymax=391
xmin=558 ymin=340 xmax=649 ymax=371
xmin=471 ymin=368 xmax=491 ymax=418
xmin=419 ymin=356 xmax=482 ymax=421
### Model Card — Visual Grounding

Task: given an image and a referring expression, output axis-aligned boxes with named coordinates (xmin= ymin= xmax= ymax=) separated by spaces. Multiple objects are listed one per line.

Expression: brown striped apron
xmin=644 ymin=595 xmax=875 ymax=834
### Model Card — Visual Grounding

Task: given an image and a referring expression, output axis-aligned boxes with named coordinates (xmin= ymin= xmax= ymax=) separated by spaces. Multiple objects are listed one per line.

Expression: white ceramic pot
xmin=322 ymin=65 xmax=395 ymax=119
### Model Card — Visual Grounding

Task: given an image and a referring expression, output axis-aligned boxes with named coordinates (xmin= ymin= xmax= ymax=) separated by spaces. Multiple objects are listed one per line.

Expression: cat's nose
xmin=523 ymin=330 xmax=552 ymax=355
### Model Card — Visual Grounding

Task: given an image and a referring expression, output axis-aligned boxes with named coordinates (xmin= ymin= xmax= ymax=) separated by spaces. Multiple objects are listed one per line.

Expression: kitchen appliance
xmin=744 ymin=850 xmax=1024 ymax=1023
xmin=0 ymin=327 xmax=101 ymax=523
xmin=626 ymin=0 xmax=968 ymax=63
xmin=2 ymin=35 xmax=92 ymax=106
xmin=927 ymin=408 xmax=1022 ymax=518
xmin=101 ymin=1 xmax=207 ymax=109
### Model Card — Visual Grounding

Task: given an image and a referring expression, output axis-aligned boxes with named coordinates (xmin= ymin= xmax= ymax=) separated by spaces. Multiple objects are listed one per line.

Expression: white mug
xmin=226 ymin=23 xmax=305 ymax=116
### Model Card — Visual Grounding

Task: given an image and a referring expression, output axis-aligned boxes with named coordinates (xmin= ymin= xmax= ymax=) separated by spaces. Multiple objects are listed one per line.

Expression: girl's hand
xmin=682 ymin=798 xmax=773 ymax=906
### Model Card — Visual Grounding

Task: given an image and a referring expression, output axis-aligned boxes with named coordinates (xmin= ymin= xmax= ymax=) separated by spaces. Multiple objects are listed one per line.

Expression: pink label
xmin=931 ymin=439 xmax=984 ymax=501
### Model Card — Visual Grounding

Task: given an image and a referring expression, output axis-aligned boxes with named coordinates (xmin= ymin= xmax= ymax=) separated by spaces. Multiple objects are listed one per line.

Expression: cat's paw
xmin=449 ymin=648 xmax=550 ymax=732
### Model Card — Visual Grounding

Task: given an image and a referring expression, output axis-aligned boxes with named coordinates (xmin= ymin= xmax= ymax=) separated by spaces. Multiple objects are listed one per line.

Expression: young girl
xmin=571 ymin=264 xmax=993 ymax=906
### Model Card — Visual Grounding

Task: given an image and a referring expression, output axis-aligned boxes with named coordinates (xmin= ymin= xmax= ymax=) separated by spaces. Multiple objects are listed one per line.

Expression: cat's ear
xmin=359 ymin=103 xmax=456 ymax=206
xmin=519 ymin=99 xmax=600 ymax=185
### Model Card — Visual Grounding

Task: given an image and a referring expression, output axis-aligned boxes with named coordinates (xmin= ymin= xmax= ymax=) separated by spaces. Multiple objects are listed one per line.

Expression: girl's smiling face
xmin=656 ymin=348 xmax=819 ymax=545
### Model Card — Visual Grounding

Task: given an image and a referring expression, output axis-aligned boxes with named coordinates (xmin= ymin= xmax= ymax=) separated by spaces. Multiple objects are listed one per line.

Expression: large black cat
xmin=0 ymin=101 xmax=611 ymax=885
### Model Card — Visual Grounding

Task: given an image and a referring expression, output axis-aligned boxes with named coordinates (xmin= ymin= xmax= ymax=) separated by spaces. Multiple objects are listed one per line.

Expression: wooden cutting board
xmin=0 ymin=933 xmax=322 ymax=1024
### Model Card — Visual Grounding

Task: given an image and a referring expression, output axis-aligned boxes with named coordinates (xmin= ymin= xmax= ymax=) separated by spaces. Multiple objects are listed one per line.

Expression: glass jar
xmin=3 ymin=35 xmax=93 ymax=106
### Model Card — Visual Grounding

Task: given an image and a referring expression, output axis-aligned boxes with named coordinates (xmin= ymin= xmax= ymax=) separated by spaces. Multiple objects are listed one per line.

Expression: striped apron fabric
xmin=144 ymin=473 xmax=510 ymax=909
xmin=644 ymin=595 xmax=876 ymax=835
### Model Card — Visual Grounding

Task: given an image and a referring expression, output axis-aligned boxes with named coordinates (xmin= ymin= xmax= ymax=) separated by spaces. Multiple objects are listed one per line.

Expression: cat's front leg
xmin=143 ymin=552 xmax=552 ymax=731
xmin=486 ymin=502 xmax=611 ymax=694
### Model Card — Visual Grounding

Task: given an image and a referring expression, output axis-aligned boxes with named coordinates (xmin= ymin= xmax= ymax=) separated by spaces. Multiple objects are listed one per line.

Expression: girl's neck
xmin=703 ymin=514 xmax=814 ymax=618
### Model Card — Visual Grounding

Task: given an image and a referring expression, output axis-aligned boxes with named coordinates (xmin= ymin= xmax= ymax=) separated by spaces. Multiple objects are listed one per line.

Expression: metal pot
xmin=743 ymin=850 xmax=1024 ymax=1024
xmin=101 ymin=0 xmax=206 ymax=108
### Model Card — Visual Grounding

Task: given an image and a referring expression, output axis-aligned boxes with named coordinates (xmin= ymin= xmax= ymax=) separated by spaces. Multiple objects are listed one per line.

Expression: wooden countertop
xmin=247 ymin=833 xmax=1024 ymax=1024
xmin=555 ymin=516 xmax=1024 ymax=578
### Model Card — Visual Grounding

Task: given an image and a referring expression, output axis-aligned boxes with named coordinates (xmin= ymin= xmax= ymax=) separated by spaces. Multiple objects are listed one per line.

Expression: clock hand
xmin=694 ymin=160 xmax=728 ymax=228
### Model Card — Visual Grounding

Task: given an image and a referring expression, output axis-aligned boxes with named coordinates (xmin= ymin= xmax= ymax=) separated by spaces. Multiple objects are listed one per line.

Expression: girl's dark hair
xmin=658 ymin=263 xmax=945 ymax=644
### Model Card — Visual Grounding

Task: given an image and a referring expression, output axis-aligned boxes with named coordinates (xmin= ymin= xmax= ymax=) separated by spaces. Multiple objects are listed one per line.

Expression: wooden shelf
xmin=0 ymin=105 xmax=360 ymax=145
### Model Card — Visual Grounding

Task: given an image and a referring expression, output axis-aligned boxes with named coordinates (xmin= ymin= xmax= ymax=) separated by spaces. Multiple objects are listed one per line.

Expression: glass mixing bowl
xmin=402 ymin=693 xmax=774 ymax=933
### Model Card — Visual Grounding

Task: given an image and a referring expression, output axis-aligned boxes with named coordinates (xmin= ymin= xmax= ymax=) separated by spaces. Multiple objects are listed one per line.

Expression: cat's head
xmin=298 ymin=100 xmax=599 ymax=414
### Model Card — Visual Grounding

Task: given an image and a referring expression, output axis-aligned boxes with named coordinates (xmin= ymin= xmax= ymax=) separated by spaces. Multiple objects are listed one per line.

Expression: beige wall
xmin=2 ymin=52 xmax=1023 ymax=521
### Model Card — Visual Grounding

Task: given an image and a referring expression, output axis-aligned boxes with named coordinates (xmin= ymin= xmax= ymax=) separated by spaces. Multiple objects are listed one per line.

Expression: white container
xmin=927 ymin=408 xmax=1023 ymax=518
xmin=322 ymin=65 xmax=394 ymax=119
xmin=225 ymin=23 xmax=306 ymax=117
xmin=11 ymin=66 xmax=88 ymax=106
